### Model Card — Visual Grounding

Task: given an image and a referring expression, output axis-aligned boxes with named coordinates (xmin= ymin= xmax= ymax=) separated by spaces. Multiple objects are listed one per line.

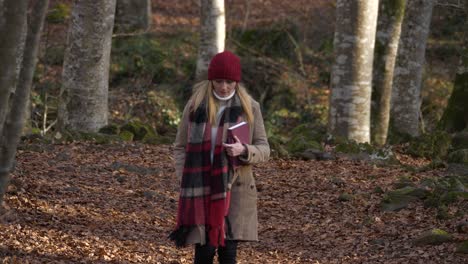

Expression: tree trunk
xmin=0 ymin=0 xmax=28 ymax=136
xmin=0 ymin=0 xmax=45 ymax=203
xmin=328 ymin=0 xmax=379 ymax=143
xmin=391 ymin=0 xmax=435 ymax=137
xmin=195 ymin=0 xmax=225 ymax=81
xmin=438 ymin=1 xmax=468 ymax=133
xmin=372 ymin=0 xmax=406 ymax=146
xmin=58 ymin=0 xmax=117 ymax=132
xmin=114 ymin=0 xmax=151 ymax=34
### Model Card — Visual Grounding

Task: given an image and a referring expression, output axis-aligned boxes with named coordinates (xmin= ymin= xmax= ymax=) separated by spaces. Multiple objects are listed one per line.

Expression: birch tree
xmin=328 ymin=0 xmax=379 ymax=143
xmin=0 ymin=0 xmax=48 ymax=203
xmin=195 ymin=0 xmax=226 ymax=81
xmin=372 ymin=0 xmax=406 ymax=146
xmin=391 ymin=0 xmax=435 ymax=137
xmin=58 ymin=0 xmax=117 ymax=132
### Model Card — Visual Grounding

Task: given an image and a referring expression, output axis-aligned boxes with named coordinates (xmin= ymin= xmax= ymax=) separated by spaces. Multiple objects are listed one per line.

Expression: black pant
xmin=194 ymin=240 xmax=238 ymax=264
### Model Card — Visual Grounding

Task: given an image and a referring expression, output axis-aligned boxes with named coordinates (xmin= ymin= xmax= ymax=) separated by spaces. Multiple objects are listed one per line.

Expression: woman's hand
xmin=223 ymin=136 xmax=247 ymax=157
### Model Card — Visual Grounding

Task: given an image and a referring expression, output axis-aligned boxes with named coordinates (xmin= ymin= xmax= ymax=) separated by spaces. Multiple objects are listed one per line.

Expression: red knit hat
xmin=207 ymin=50 xmax=241 ymax=82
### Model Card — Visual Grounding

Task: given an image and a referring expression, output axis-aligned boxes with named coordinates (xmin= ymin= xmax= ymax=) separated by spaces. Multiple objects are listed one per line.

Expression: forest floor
xmin=0 ymin=142 xmax=466 ymax=263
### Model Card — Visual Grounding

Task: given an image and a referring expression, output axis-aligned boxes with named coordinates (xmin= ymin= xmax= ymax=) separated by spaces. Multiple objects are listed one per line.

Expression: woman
xmin=169 ymin=50 xmax=270 ymax=264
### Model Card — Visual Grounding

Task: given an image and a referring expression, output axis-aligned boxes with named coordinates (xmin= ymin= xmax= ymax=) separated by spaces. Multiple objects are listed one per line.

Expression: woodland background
xmin=0 ymin=0 xmax=467 ymax=263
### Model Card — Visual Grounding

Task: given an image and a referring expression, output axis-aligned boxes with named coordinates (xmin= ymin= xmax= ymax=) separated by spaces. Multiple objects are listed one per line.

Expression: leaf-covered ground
xmin=0 ymin=142 xmax=466 ymax=263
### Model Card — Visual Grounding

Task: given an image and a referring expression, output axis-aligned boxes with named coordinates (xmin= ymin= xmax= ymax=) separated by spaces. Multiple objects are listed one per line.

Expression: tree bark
xmin=391 ymin=0 xmax=435 ymax=137
xmin=0 ymin=0 xmax=46 ymax=203
xmin=114 ymin=0 xmax=151 ymax=34
xmin=372 ymin=0 xmax=406 ymax=146
xmin=195 ymin=0 xmax=226 ymax=81
xmin=0 ymin=0 xmax=28 ymax=136
xmin=58 ymin=0 xmax=117 ymax=132
xmin=328 ymin=0 xmax=379 ymax=143
xmin=438 ymin=0 xmax=468 ymax=133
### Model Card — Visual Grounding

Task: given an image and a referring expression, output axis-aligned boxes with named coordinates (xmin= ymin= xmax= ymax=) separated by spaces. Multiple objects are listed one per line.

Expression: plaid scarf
xmin=169 ymin=94 xmax=244 ymax=248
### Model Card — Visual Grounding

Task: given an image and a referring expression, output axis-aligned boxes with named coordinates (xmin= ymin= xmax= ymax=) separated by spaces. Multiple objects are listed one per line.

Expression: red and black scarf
xmin=169 ymin=94 xmax=244 ymax=247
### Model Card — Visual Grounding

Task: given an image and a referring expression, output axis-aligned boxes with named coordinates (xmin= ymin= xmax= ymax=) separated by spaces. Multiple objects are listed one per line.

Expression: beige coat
xmin=173 ymin=98 xmax=270 ymax=245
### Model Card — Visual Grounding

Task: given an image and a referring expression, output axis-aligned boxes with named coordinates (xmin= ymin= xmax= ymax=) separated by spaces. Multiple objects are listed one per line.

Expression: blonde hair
xmin=190 ymin=80 xmax=254 ymax=124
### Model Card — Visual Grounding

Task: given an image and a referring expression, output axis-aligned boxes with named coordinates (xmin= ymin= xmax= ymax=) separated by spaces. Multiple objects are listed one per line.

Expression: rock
xmin=64 ymin=186 xmax=80 ymax=193
xmin=119 ymin=130 xmax=134 ymax=141
xmin=120 ymin=121 xmax=157 ymax=141
xmin=338 ymin=193 xmax=353 ymax=201
xmin=456 ymin=241 xmax=468 ymax=254
xmin=143 ymin=190 xmax=158 ymax=199
xmin=380 ymin=186 xmax=420 ymax=211
xmin=373 ymin=186 xmax=385 ymax=194
xmin=55 ymin=151 xmax=71 ymax=161
xmin=330 ymin=177 xmax=346 ymax=187
xmin=452 ymin=132 xmax=468 ymax=150
xmin=413 ymin=229 xmax=452 ymax=245
xmin=99 ymin=124 xmax=120 ymax=135
xmin=456 ymin=221 xmax=468 ymax=234
xmin=448 ymin=149 xmax=468 ymax=165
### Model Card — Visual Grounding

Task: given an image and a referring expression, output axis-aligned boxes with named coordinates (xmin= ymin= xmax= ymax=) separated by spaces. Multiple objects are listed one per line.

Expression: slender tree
xmin=372 ymin=0 xmax=406 ymax=146
xmin=0 ymin=0 xmax=48 ymax=203
xmin=439 ymin=0 xmax=468 ymax=133
xmin=58 ymin=0 xmax=117 ymax=132
xmin=195 ymin=0 xmax=226 ymax=81
xmin=391 ymin=0 xmax=435 ymax=137
xmin=328 ymin=0 xmax=379 ymax=143
xmin=0 ymin=0 xmax=28 ymax=135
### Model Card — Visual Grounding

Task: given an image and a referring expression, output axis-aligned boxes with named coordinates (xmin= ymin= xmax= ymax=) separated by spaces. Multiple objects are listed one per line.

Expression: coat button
xmin=250 ymin=185 xmax=254 ymax=189
xmin=253 ymin=153 xmax=256 ymax=156
xmin=236 ymin=182 xmax=242 ymax=186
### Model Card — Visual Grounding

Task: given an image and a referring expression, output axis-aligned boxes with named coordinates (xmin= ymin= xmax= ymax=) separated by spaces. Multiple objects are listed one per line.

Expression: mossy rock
xmin=142 ymin=133 xmax=173 ymax=145
xmin=99 ymin=124 xmax=120 ymax=135
xmin=338 ymin=193 xmax=354 ymax=202
xmin=406 ymin=131 xmax=452 ymax=159
xmin=287 ymin=135 xmax=322 ymax=155
xmin=268 ymin=135 xmax=290 ymax=158
xmin=413 ymin=229 xmax=452 ymax=245
xmin=78 ymin=132 xmax=120 ymax=144
xmin=452 ymin=132 xmax=468 ymax=150
xmin=290 ymin=123 xmax=326 ymax=143
xmin=119 ymin=130 xmax=134 ymax=142
xmin=436 ymin=205 xmax=451 ymax=220
xmin=393 ymin=175 xmax=416 ymax=189
xmin=120 ymin=121 xmax=157 ymax=141
xmin=381 ymin=186 xmax=421 ymax=211
xmin=456 ymin=241 xmax=468 ymax=254
xmin=448 ymin=149 xmax=468 ymax=165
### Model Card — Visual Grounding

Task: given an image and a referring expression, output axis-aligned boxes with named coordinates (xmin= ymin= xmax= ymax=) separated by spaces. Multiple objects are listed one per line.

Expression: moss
xmin=120 ymin=120 xmax=157 ymax=141
xmin=393 ymin=175 xmax=415 ymax=189
xmin=385 ymin=0 xmax=407 ymax=21
xmin=452 ymin=132 xmax=468 ymax=150
xmin=99 ymin=124 xmax=120 ymax=135
xmin=287 ymin=135 xmax=322 ymax=155
xmin=119 ymin=130 xmax=134 ymax=142
xmin=268 ymin=136 xmax=290 ymax=158
xmin=448 ymin=149 xmax=468 ymax=165
xmin=406 ymin=131 xmax=452 ymax=159
xmin=413 ymin=229 xmax=452 ymax=245
xmin=338 ymin=193 xmax=354 ymax=202
xmin=381 ymin=186 xmax=419 ymax=211
xmin=456 ymin=241 xmax=468 ymax=254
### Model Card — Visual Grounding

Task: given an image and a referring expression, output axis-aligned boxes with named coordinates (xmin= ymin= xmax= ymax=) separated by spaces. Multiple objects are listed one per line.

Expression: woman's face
xmin=212 ymin=79 xmax=236 ymax=97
